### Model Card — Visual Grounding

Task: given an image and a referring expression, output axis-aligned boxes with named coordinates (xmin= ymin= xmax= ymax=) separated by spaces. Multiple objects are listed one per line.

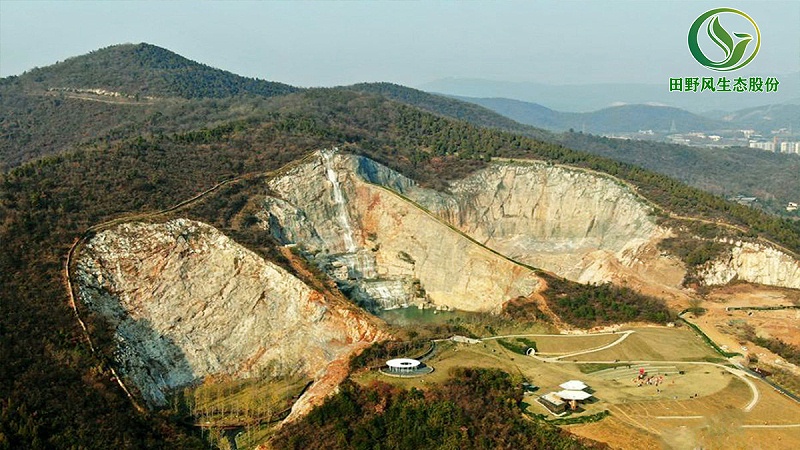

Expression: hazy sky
xmin=1 ymin=0 xmax=798 ymax=87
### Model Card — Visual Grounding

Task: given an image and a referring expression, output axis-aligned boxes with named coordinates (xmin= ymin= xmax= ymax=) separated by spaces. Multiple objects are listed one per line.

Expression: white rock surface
xmin=76 ymin=218 xmax=385 ymax=407
xmin=266 ymin=152 xmax=542 ymax=312
xmin=698 ymin=240 xmax=800 ymax=289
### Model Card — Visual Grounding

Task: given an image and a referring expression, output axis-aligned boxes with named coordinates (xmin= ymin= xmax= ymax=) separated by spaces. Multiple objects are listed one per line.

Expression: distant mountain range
xmin=419 ymin=75 xmax=800 ymax=113
xmin=707 ymin=103 xmax=800 ymax=133
xmin=451 ymin=97 xmax=724 ymax=134
xmin=451 ymin=96 xmax=800 ymax=135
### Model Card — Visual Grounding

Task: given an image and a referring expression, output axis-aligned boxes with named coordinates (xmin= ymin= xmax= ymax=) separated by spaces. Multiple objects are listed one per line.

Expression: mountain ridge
xmin=419 ymin=74 xmax=800 ymax=113
xmin=7 ymin=42 xmax=299 ymax=99
xmin=453 ymin=95 xmax=800 ymax=135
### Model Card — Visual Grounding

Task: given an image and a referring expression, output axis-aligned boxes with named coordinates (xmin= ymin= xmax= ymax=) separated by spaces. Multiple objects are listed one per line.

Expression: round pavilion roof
xmin=559 ymin=380 xmax=588 ymax=391
xmin=387 ymin=358 xmax=421 ymax=369
xmin=556 ymin=390 xmax=592 ymax=401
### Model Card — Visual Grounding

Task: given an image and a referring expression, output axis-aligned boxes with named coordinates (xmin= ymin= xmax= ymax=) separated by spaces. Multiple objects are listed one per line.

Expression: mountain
xmin=420 ymin=74 xmax=800 ymax=113
xmin=7 ymin=43 xmax=298 ymax=99
xmin=3 ymin=44 xmax=800 ymax=448
xmin=0 ymin=43 xmax=300 ymax=169
xmin=450 ymin=96 xmax=564 ymax=130
xmin=711 ymin=103 xmax=800 ymax=133
xmin=346 ymin=82 xmax=552 ymax=140
xmin=453 ymin=97 xmax=725 ymax=133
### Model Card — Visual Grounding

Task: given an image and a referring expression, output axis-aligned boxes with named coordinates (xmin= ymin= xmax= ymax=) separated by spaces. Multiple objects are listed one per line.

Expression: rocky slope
xmin=264 ymin=151 xmax=687 ymax=304
xmin=698 ymin=240 xmax=800 ymax=289
xmin=263 ymin=150 xmax=541 ymax=313
xmin=364 ymin=159 xmax=674 ymax=284
xmin=266 ymin=151 xmax=800 ymax=303
xmin=76 ymin=218 xmax=387 ymax=416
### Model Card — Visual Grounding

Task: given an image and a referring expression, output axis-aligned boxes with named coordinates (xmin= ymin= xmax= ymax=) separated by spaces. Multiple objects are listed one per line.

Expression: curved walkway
xmin=549 ymin=331 xmax=634 ymax=361
xmin=482 ymin=331 xmax=624 ymax=340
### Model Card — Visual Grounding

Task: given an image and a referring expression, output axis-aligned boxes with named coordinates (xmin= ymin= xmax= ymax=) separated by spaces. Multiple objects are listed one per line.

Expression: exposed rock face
xmin=264 ymin=152 xmax=541 ymax=312
xmin=408 ymin=165 xmax=658 ymax=276
xmin=698 ymin=241 xmax=800 ymax=289
xmin=76 ymin=219 xmax=386 ymax=410
xmin=265 ymin=151 xmax=688 ymax=303
xmin=264 ymin=150 xmax=800 ymax=309
xmin=357 ymin=157 xmax=800 ymax=295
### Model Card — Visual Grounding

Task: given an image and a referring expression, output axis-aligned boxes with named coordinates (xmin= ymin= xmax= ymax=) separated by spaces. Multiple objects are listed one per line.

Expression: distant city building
xmin=729 ymin=194 xmax=758 ymax=206
xmin=749 ymin=141 xmax=775 ymax=151
xmin=779 ymin=141 xmax=800 ymax=154
xmin=740 ymin=130 xmax=756 ymax=138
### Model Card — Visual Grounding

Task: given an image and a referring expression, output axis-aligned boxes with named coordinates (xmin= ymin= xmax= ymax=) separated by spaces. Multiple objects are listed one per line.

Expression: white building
xmin=779 ymin=142 xmax=800 ymax=154
xmin=749 ymin=141 xmax=775 ymax=152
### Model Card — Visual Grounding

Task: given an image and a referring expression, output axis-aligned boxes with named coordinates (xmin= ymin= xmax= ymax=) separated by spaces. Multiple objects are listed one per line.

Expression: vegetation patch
xmin=541 ymin=274 xmax=673 ymax=328
xmin=350 ymin=339 xmax=435 ymax=371
xmin=498 ymin=338 xmax=538 ymax=355
xmin=737 ymin=325 xmax=800 ymax=366
xmin=272 ymin=368 xmax=600 ymax=449
xmin=168 ymin=376 xmax=310 ymax=448
xmin=527 ymin=410 xmax=611 ymax=426
xmin=578 ymin=363 xmax=629 ymax=374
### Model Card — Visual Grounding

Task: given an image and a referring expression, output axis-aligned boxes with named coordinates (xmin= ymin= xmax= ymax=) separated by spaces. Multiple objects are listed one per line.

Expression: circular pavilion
xmin=559 ymin=380 xmax=588 ymax=391
xmin=387 ymin=358 xmax=421 ymax=373
xmin=380 ymin=358 xmax=434 ymax=377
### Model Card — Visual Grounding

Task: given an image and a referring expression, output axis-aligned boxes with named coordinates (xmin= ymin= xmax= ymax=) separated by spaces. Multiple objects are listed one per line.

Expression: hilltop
xmin=7 ymin=43 xmax=298 ymax=99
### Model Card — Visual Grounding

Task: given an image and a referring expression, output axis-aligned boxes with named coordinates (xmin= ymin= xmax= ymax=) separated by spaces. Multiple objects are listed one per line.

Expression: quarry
xmin=72 ymin=149 xmax=800 ymax=449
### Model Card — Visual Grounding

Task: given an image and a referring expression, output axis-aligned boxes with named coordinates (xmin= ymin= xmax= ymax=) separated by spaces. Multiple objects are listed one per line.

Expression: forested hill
xmin=5 ymin=43 xmax=298 ymax=99
xmin=348 ymin=84 xmax=798 ymax=216
xmin=347 ymin=82 xmax=552 ymax=140
xmin=454 ymin=97 xmax=725 ymax=133
xmin=0 ymin=43 xmax=302 ymax=169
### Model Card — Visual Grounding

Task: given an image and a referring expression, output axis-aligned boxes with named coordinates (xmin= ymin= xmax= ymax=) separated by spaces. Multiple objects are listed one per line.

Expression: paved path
xmin=654 ymin=415 xmax=704 ymax=419
xmin=482 ymin=331 xmax=623 ymax=340
xmin=549 ymin=331 xmax=634 ymax=361
xmin=741 ymin=424 xmax=800 ymax=428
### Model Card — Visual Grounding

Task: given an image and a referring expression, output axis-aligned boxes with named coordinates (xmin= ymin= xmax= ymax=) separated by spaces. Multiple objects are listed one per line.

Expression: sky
xmin=1 ymin=0 xmax=798 ymax=88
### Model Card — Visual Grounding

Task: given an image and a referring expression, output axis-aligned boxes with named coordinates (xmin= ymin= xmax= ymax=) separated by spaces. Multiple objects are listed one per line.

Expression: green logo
xmin=688 ymin=8 xmax=760 ymax=71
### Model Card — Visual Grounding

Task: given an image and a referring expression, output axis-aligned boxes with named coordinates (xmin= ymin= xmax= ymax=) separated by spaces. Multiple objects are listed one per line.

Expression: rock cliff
xmin=264 ymin=151 xmax=541 ymax=312
xmin=366 ymin=159 xmax=673 ymax=283
xmin=265 ymin=151 xmax=690 ymax=306
xmin=76 ymin=218 xmax=387 ymax=414
xmin=698 ymin=241 xmax=800 ymax=289
xmin=356 ymin=156 xmax=800 ymax=295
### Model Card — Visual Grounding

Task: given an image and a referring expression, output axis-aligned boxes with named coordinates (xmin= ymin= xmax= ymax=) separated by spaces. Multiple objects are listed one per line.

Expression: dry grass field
xmin=569 ymin=326 xmax=719 ymax=362
xmin=354 ymin=324 xmax=800 ymax=449
xmin=523 ymin=333 xmax=621 ymax=355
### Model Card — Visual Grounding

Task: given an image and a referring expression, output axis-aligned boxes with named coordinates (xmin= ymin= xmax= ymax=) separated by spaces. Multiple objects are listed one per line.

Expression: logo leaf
xmin=708 ymin=16 xmax=734 ymax=59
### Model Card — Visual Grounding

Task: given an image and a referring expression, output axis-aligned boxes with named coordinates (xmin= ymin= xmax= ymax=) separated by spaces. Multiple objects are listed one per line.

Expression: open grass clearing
xmin=352 ymin=325 xmax=800 ymax=449
xmin=526 ymin=333 xmax=621 ymax=355
xmin=569 ymin=326 xmax=718 ymax=362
